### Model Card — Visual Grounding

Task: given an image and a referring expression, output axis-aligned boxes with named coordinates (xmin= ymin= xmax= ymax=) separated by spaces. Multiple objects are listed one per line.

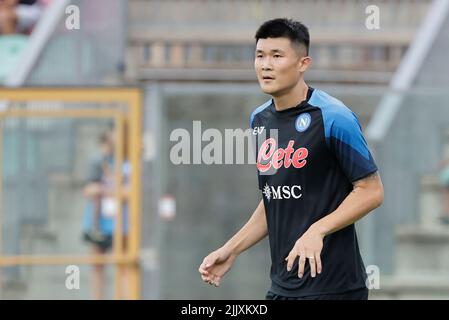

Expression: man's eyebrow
xmin=255 ymin=49 xmax=286 ymax=53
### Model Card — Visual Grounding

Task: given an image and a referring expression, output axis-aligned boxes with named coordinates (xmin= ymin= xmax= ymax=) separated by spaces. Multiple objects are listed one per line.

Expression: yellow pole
xmin=0 ymin=121 xmax=3 ymax=296
xmin=113 ymin=114 xmax=125 ymax=300
xmin=0 ymin=88 xmax=141 ymax=103
xmin=0 ymin=253 xmax=135 ymax=266
xmin=128 ymin=91 xmax=143 ymax=300
xmin=0 ymin=108 xmax=121 ymax=119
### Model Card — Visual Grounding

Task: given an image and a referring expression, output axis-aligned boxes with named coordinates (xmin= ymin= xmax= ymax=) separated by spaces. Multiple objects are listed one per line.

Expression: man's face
xmin=0 ymin=0 xmax=18 ymax=7
xmin=255 ymin=37 xmax=308 ymax=96
xmin=100 ymin=141 xmax=114 ymax=157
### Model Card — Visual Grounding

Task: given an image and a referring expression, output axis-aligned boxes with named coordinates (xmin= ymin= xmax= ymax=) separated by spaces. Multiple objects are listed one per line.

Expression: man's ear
xmin=298 ymin=56 xmax=312 ymax=72
xmin=298 ymin=56 xmax=312 ymax=73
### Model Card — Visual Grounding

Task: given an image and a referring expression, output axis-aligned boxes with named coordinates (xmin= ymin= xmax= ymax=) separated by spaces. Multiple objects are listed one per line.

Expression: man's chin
xmin=260 ymin=86 xmax=277 ymax=95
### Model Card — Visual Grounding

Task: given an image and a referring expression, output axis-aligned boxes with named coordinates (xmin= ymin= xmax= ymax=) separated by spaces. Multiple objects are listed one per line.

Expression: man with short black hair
xmin=199 ymin=18 xmax=384 ymax=300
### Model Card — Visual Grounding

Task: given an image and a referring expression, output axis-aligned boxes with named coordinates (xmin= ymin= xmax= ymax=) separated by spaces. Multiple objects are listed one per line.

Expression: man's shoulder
xmin=249 ymin=99 xmax=272 ymax=128
xmin=309 ymin=88 xmax=357 ymax=124
xmin=309 ymin=88 xmax=352 ymax=114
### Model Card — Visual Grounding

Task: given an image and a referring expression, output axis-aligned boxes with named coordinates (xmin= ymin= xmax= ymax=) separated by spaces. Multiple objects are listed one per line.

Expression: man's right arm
xmin=199 ymin=199 xmax=267 ymax=286
xmin=222 ymin=199 xmax=268 ymax=255
xmin=83 ymin=158 xmax=103 ymax=198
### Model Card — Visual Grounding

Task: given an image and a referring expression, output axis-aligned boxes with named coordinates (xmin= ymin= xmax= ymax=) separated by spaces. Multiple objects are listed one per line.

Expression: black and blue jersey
xmin=250 ymin=87 xmax=378 ymax=297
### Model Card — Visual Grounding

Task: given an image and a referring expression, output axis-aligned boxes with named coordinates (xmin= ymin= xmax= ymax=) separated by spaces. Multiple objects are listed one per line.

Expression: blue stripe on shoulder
xmin=309 ymin=89 xmax=370 ymax=160
xmin=250 ymin=99 xmax=272 ymax=128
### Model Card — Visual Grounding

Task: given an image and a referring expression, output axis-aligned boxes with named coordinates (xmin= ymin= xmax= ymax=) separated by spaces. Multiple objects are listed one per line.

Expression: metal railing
xmin=0 ymin=88 xmax=143 ymax=300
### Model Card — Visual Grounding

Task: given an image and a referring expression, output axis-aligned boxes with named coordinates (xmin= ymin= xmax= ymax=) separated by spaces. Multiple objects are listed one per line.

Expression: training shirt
xmin=250 ymin=87 xmax=378 ymax=297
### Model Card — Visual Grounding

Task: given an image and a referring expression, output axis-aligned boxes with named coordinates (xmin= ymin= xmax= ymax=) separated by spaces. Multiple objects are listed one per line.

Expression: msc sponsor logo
xmin=262 ymin=183 xmax=302 ymax=202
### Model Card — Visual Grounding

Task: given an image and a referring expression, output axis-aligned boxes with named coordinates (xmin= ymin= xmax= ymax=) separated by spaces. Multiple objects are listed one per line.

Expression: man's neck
xmin=272 ymin=80 xmax=309 ymax=111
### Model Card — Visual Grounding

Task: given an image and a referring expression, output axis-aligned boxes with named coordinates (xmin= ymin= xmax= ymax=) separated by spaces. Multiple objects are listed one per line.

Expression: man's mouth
xmin=262 ymin=76 xmax=275 ymax=80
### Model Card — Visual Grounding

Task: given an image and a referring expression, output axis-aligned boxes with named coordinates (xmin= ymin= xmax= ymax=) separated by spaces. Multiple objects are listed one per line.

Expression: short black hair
xmin=255 ymin=18 xmax=310 ymax=55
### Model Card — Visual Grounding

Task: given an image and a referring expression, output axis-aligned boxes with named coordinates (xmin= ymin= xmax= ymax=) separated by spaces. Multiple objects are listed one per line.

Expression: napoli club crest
xmin=295 ymin=113 xmax=311 ymax=132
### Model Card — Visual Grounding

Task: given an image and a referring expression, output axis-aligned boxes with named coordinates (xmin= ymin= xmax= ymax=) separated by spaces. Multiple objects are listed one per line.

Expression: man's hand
xmin=198 ymin=200 xmax=267 ymax=287
xmin=83 ymin=183 xmax=103 ymax=198
xmin=198 ymin=247 xmax=236 ymax=287
xmin=285 ymin=226 xmax=324 ymax=278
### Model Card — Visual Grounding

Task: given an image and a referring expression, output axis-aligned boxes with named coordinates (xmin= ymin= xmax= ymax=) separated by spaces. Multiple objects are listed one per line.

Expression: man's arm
xmin=223 ymin=199 xmax=268 ymax=255
xmin=286 ymin=172 xmax=384 ymax=278
xmin=312 ymin=171 xmax=384 ymax=237
xmin=199 ymin=199 xmax=268 ymax=286
xmin=83 ymin=182 xmax=102 ymax=198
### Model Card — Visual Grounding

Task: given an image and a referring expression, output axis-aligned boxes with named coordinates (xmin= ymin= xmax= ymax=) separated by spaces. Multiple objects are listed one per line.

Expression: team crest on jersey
xmin=295 ymin=113 xmax=311 ymax=132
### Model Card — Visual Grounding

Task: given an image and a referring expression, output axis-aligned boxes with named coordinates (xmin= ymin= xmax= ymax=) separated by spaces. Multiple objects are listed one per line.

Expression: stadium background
xmin=0 ymin=0 xmax=448 ymax=299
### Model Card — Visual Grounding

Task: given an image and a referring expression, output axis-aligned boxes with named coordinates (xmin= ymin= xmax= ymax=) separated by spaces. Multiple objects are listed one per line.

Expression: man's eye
xmin=256 ymin=55 xmax=262 ymax=58
xmin=273 ymin=55 xmax=281 ymax=58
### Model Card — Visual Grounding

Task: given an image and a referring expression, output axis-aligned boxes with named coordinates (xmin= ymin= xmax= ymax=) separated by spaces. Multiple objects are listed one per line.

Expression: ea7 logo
xmin=252 ymin=126 xmax=265 ymax=135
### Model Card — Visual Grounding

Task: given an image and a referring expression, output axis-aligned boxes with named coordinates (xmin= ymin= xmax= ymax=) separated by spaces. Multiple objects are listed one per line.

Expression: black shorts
xmin=265 ymin=287 xmax=369 ymax=300
xmin=82 ymin=231 xmax=113 ymax=252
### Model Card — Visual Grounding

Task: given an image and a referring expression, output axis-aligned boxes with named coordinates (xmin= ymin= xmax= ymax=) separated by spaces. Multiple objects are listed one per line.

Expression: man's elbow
xmin=371 ymin=184 xmax=384 ymax=210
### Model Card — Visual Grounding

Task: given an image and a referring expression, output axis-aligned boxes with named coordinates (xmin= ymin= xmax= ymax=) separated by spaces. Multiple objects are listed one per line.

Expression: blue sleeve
xmin=250 ymin=100 xmax=271 ymax=129
xmin=327 ymin=110 xmax=378 ymax=182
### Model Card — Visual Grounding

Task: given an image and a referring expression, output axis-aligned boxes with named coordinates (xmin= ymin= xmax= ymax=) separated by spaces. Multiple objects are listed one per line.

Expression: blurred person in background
xmin=199 ymin=18 xmax=384 ymax=300
xmin=82 ymin=125 xmax=131 ymax=299
xmin=0 ymin=0 xmax=50 ymax=35
xmin=83 ymin=131 xmax=114 ymax=250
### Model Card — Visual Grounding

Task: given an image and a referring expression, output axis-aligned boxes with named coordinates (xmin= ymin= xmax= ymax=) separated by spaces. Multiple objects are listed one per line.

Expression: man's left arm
xmin=286 ymin=172 xmax=384 ymax=278
xmin=312 ymin=171 xmax=384 ymax=237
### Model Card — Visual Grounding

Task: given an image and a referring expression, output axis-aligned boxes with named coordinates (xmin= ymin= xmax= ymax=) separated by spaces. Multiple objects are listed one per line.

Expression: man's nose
xmin=261 ymin=57 xmax=273 ymax=71
xmin=262 ymin=63 xmax=273 ymax=71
